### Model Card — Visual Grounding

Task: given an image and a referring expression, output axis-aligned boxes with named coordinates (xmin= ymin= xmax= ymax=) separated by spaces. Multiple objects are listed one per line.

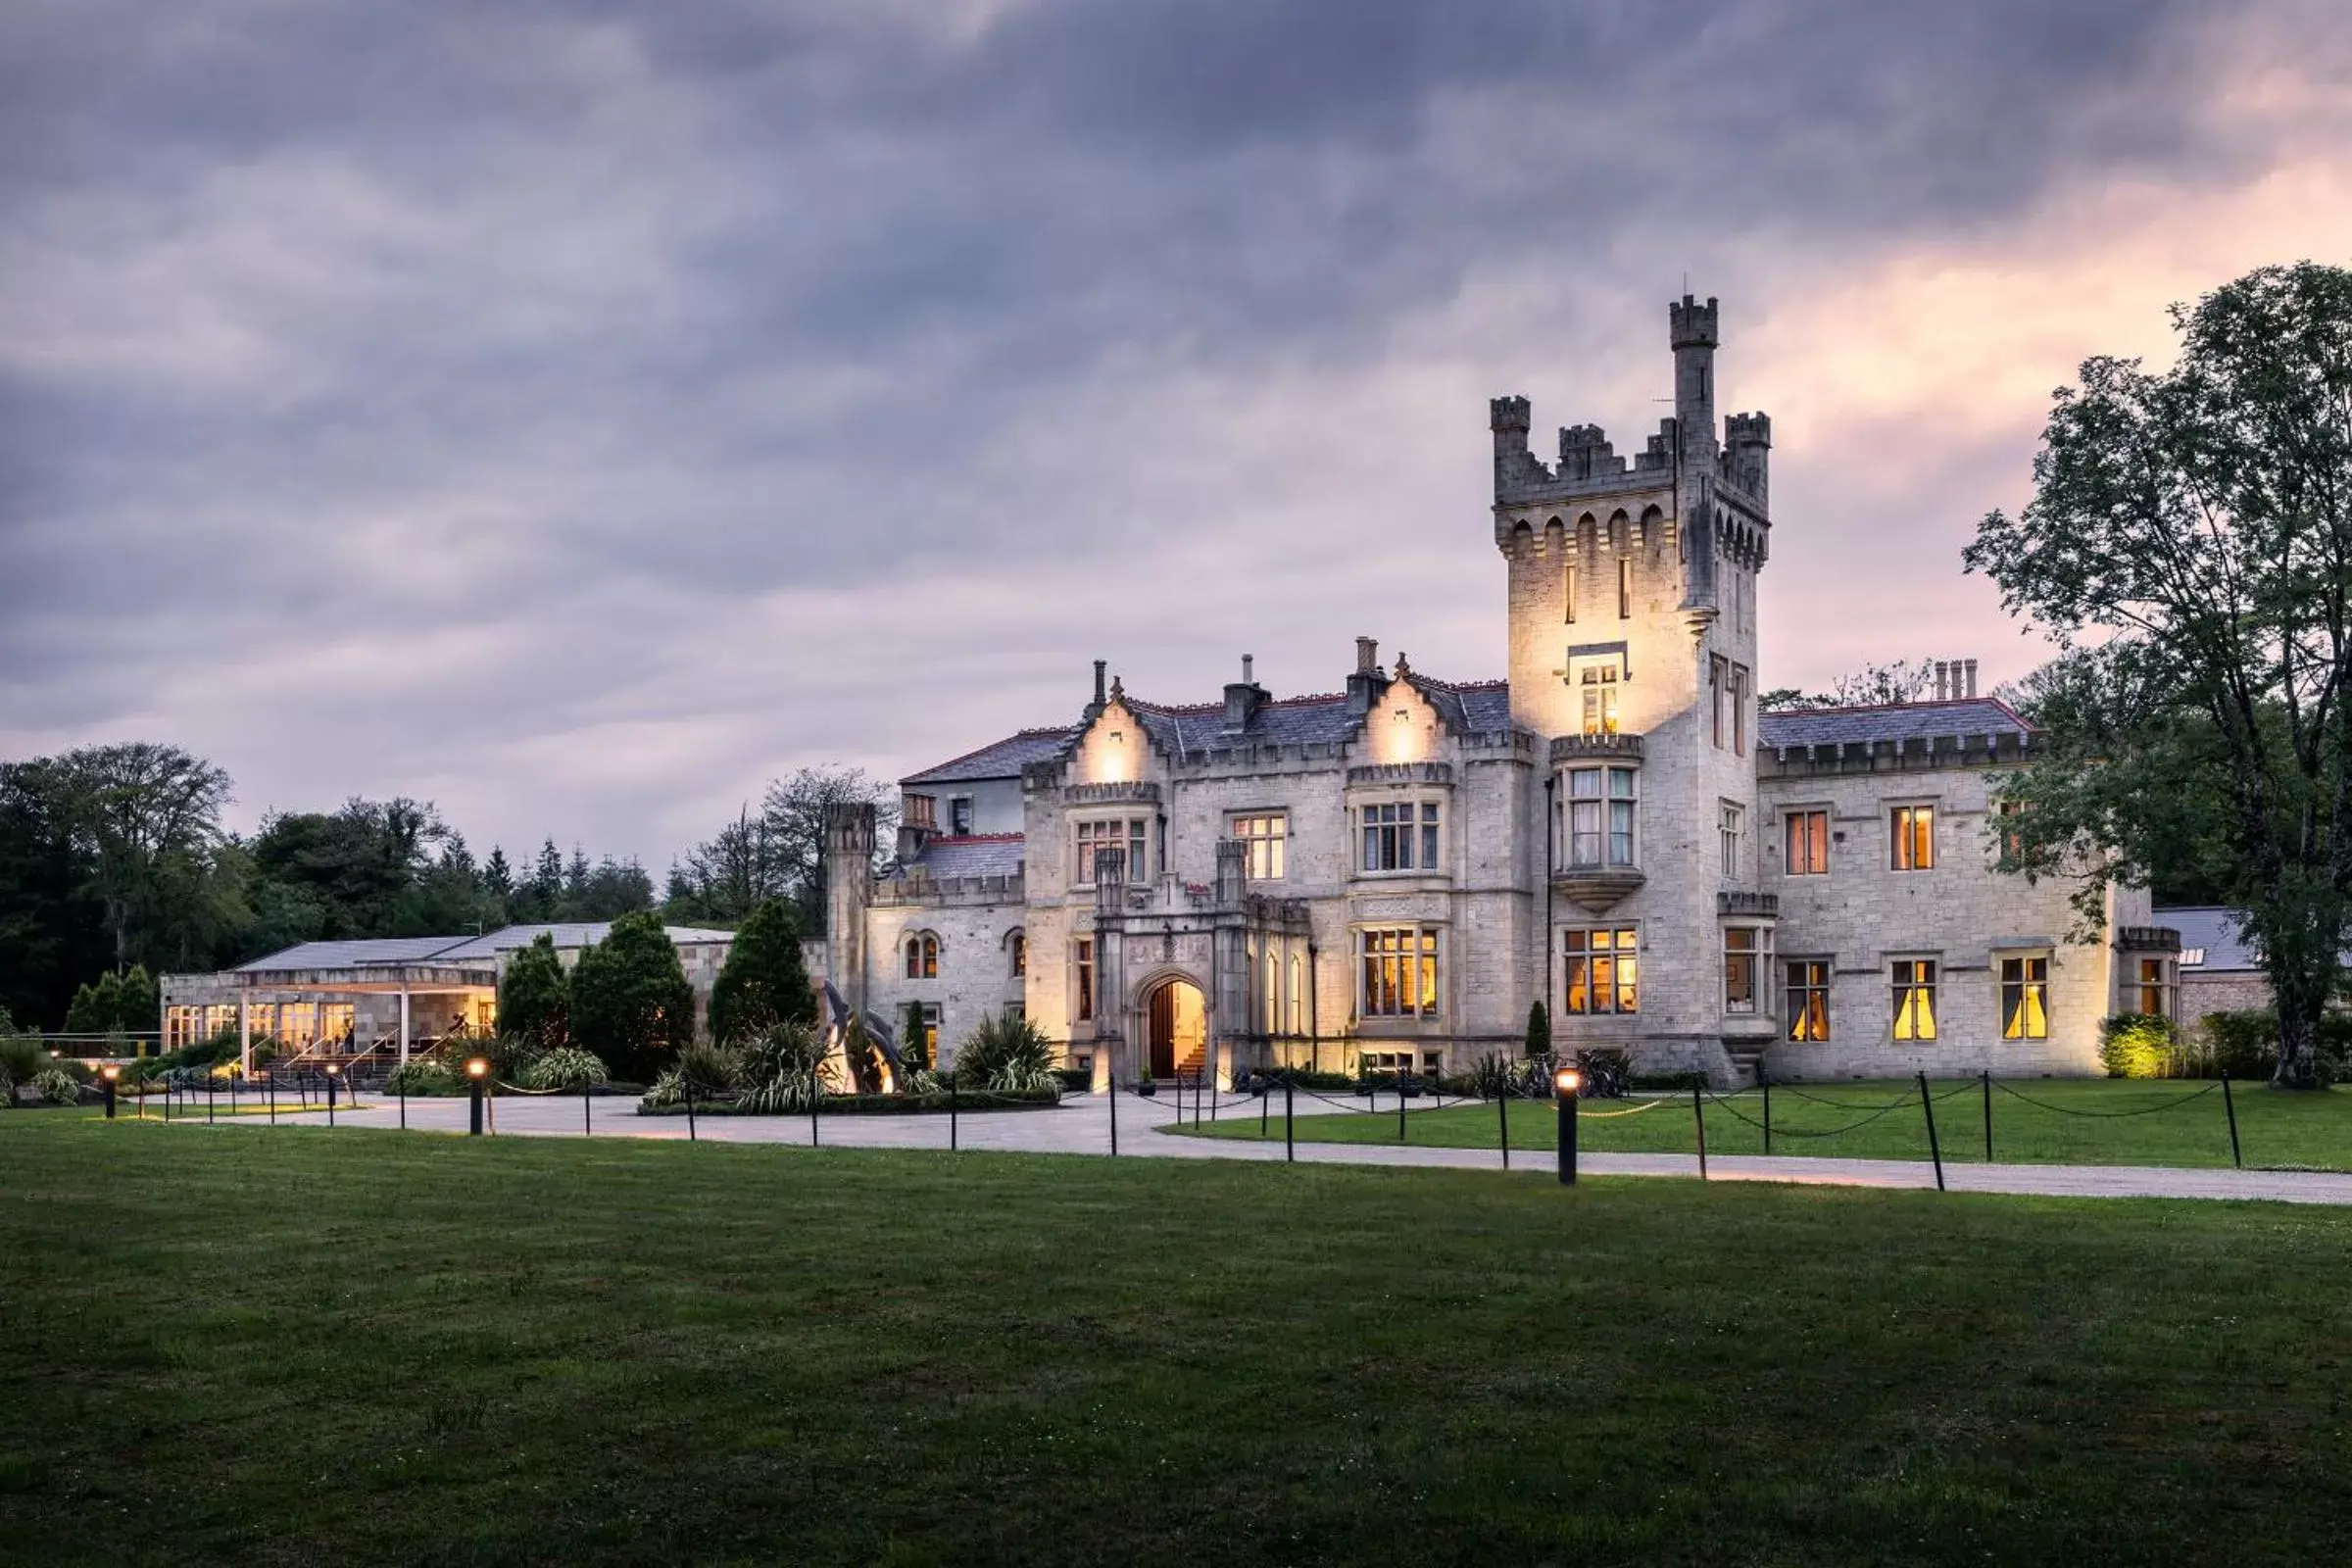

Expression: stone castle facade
xmin=820 ymin=297 xmax=2176 ymax=1086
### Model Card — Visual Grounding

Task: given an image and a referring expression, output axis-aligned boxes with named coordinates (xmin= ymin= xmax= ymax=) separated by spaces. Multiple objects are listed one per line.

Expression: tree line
xmin=0 ymin=743 xmax=895 ymax=1033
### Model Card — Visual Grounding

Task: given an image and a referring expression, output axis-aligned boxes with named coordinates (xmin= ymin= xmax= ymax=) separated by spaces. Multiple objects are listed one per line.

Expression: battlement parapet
xmin=873 ymin=870 xmax=1026 ymax=908
xmin=1669 ymin=292 xmax=1720 ymax=349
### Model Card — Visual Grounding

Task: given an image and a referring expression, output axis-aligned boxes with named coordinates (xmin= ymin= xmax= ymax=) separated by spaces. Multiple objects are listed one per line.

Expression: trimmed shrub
xmin=953 ymin=1012 xmax=1060 ymax=1096
xmin=1251 ymin=1067 xmax=1354 ymax=1092
xmin=708 ymin=900 xmax=816 ymax=1045
xmin=520 ymin=1048 xmax=610 ymax=1092
xmin=386 ymin=1062 xmax=464 ymax=1096
xmin=498 ymin=935 xmax=571 ymax=1054
xmin=2 ymin=1035 xmax=47 ymax=1089
xmin=901 ymin=1000 xmax=931 ymax=1073
xmin=1052 ymin=1066 xmax=1094 ymax=1093
xmin=32 ymin=1067 xmax=80 ymax=1105
xmin=570 ymin=912 xmax=695 ymax=1084
xmin=2100 ymin=1013 xmax=2179 ymax=1079
xmin=1525 ymin=1000 xmax=1550 ymax=1060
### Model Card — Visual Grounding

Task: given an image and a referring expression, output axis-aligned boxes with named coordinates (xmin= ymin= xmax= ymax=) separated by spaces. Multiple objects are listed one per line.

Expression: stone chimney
xmin=1223 ymin=653 xmax=1268 ymax=733
xmin=1348 ymin=636 xmax=1384 ymax=715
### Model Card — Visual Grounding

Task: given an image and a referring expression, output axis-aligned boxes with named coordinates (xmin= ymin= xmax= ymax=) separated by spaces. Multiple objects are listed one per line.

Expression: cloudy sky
xmin=5 ymin=0 xmax=2350 ymax=871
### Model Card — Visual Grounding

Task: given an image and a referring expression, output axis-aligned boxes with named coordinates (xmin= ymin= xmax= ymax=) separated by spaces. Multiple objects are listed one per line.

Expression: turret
xmin=1726 ymin=412 xmax=1772 ymax=506
xmin=823 ymin=802 xmax=878 ymax=1029
xmin=1672 ymin=295 xmax=1723 ymax=614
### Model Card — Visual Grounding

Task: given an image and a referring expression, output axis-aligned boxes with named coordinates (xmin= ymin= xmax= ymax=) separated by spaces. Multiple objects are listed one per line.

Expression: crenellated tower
xmin=1490 ymin=293 xmax=1778 ymax=1082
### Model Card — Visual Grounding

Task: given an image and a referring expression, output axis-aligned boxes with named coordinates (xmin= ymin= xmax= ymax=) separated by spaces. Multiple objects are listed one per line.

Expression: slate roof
xmin=903 ymin=728 xmax=1079 ymax=786
xmin=1758 ymin=697 xmax=2032 ymax=751
xmin=2157 ymin=906 xmax=2262 ymax=973
xmin=234 ymin=922 xmax=736 ymax=974
xmin=906 ymin=834 xmax=1027 ymax=879
xmin=906 ymin=674 xmax=1516 ymax=780
xmin=233 ymin=937 xmax=468 ymax=973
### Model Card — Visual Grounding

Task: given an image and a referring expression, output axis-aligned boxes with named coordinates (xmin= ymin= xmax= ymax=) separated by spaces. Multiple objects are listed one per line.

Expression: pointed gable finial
xmin=1108 ymin=674 xmax=1125 ymax=704
xmin=1393 ymin=650 xmax=1411 ymax=681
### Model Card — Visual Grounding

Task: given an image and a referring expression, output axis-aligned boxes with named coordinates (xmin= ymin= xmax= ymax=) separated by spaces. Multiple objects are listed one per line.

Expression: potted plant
xmin=1136 ymin=1073 xmax=1157 ymax=1098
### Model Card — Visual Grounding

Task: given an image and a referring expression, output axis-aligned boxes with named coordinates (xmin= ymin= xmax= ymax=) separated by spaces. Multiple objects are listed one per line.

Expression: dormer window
xmin=949 ymin=796 xmax=972 ymax=835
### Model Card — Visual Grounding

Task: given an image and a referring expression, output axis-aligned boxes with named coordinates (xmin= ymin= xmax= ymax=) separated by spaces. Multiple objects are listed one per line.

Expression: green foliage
xmin=901 ymin=1000 xmax=930 ymax=1071
xmin=568 ymin=912 xmax=695 ymax=1084
xmin=64 ymin=971 xmax=122 ymax=1035
xmin=1966 ymin=263 xmax=2352 ymax=1088
xmin=1523 ymin=1000 xmax=1549 ymax=1060
xmin=665 ymin=766 xmax=898 ymax=933
xmin=497 ymin=935 xmax=571 ymax=1054
xmin=952 ymin=1012 xmax=1060 ymax=1096
xmin=2196 ymin=1009 xmax=2352 ymax=1084
xmin=31 ymin=1067 xmax=80 ymax=1105
xmin=2099 ymin=1013 xmax=2180 ymax=1079
xmin=677 ymin=1041 xmax=744 ymax=1096
xmin=1 ymin=1034 xmax=48 ymax=1088
xmin=385 ymin=1061 xmax=465 ymax=1096
xmin=733 ymin=1021 xmax=829 ymax=1114
xmin=518 ymin=1048 xmax=610 ymax=1092
xmin=707 ymin=900 xmax=815 ymax=1044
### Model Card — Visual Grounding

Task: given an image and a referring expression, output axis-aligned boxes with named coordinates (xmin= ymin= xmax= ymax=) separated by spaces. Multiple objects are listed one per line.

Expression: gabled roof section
xmin=431 ymin=922 xmax=736 ymax=960
xmin=1121 ymin=673 xmax=1514 ymax=758
xmin=2156 ymin=907 xmax=2263 ymax=973
xmin=904 ymin=833 xmax=1027 ymax=880
xmin=904 ymin=727 xmax=1079 ymax=786
xmin=1759 ymin=697 xmax=2031 ymax=751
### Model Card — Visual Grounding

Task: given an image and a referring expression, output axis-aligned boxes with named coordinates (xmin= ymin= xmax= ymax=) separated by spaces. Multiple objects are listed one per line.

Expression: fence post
xmin=949 ymin=1069 xmax=958 ymax=1152
xmin=2221 ymin=1071 xmax=2242 ymax=1169
xmin=1260 ymin=1079 xmax=1269 ymax=1137
xmin=1917 ymin=1071 xmax=1945 ymax=1191
xmin=1108 ymin=1070 xmax=1118 ymax=1157
xmin=269 ymin=1074 xmax=276 ymax=1126
xmin=1760 ymin=1067 xmax=1772 ymax=1157
xmin=1691 ymin=1082 xmax=1708 ymax=1182
xmin=684 ymin=1072 xmax=698 ymax=1143
xmin=397 ymin=1081 xmax=406 ymax=1130
xmin=1397 ymin=1080 xmax=1407 ymax=1144
xmin=1210 ymin=1071 xmax=1220 ymax=1123
xmin=164 ymin=1081 xmax=172 ymax=1123
xmin=583 ymin=1080 xmax=593 ymax=1137
xmin=1982 ymin=1070 xmax=1992 ymax=1163
xmin=1285 ymin=1078 xmax=1294 ymax=1163
xmin=1498 ymin=1089 xmax=1510 ymax=1172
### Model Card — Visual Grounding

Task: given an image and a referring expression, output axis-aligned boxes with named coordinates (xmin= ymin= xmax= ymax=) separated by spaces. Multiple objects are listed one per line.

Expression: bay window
xmin=1359 ymin=926 xmax=1442 ymax=1018
xmin=1361 ymin=801 xmax=1442 ymax=872
xmin=1075 ymin=816 xmax=1149 ymax=884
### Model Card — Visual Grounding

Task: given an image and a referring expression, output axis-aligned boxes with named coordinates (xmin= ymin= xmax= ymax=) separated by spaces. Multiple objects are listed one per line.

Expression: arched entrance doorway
xmin=1146 ymin=978 xmax=1207 ymax=1080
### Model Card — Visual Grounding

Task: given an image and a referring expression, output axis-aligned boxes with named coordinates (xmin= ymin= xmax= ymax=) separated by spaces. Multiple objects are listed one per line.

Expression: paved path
xmin=234 ymin=1090 xmax=2352 ymax=1206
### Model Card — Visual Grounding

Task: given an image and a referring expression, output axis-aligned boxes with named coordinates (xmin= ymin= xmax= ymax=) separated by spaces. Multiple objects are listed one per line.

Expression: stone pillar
xmin=824 ymin=803 xmax=878 ymax=1041
xmin=398 ymin=988 xmax=411 ymax=1065
xmin=1093 ymin=849 xmax=1129 ymax=1083
xmin=238 ymin=990 xmax=252 ymax=1077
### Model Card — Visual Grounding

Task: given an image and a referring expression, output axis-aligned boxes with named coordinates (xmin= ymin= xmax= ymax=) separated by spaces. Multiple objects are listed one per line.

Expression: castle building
xmin=821 ymin=297 xmax=2175 ymax=1086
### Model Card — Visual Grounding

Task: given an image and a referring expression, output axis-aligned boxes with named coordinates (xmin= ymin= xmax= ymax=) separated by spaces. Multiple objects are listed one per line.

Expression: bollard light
xmin=466 ymin=1056 xmax=489 ymax=1136
xmin=100 ymin=1062 xmax=121 ymax=1120
xmin=1554 ymin=1064 xmax=1582 ymax=1187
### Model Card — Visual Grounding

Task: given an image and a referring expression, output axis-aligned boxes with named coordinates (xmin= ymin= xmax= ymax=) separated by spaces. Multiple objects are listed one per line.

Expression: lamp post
xmin=466 ymin=1056 xmax=489 ymax=1136
xmin=101 ymin=1062 xmax=120 ymax=1120
xmin=324 ymin=1062 xmax=340 ymax=1128
xmin=1554 ymin=1064 xmax=1583 ymax=1187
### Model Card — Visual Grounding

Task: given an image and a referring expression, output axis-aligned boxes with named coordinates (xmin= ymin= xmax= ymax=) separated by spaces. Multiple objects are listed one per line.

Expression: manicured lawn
xmin=4 ymin=1118 xmax=2350 ymax=1565
xmin=1178 ymin=1078 xmax=2352 ymax=1170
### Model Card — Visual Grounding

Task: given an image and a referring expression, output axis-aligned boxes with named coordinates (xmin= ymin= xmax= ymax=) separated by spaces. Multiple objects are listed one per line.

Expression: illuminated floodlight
xmin=1554 ymin=1066 xmax=1582 ymax=1097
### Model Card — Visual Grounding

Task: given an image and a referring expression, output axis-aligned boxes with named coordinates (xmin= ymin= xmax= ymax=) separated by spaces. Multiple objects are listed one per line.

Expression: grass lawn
xmin=1177 ymin=1078 xmax=2352 ymax=1170
xmin=5 ymin=1118 xmax=2350 ymax=1565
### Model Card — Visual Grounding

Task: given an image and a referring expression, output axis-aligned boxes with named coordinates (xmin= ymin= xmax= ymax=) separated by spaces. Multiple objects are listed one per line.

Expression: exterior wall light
xmin=1554 ymin=1064 xmax=1582 ymax=1186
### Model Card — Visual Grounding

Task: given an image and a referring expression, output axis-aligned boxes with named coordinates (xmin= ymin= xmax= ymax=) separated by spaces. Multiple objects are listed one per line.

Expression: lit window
xmin=1890 ymin=806 xmax=1936 ymax=870
xmin=1361 ymin=801 xmax=1441 ymax=872
xmin=1359 ymin=926 xmax=1441 ymax=1018
xmin=1786 ymin=960 xmax=1831 ymax=1041
xmin=1076 ymin=817 xmax=1148 ymax=884
xmin=1008 ymin=931 xmax=1026 ymax=979
xmin=2137 ymin=956 xmax=2174 ymax=1018
xmin=906 ymin=933 xmax=938 ymax=979
xmin=1720 ymin=803 xmax=1743 ymax=879
xmin=949 ymin=797 xmax=972 ymax=835
xmin=1260 ymin=942 xmax=1281 ymax=1033
xmin=2001 ymin=956 xmax=2049 ymax=1039
xmin=918 ymin=1004 xmax=941 ymax=1057
xmin=1074 ymin=939 xmax=1095 ymax=1022
xmin=1784 ymin=809 xmax=1830 ymax=875
xmin=1891 ymin=958 xmax=1937 ymax=1041
xmin=1231 ymin=813 xmax=1288 ymax=879
xmin=1724 ymin=927 xmax=1770 ymax=1013
xmin=1997 ymin=799 xmax=2025 ymax=862
xmin=1563 ymin=928 xmax=1639 ymax=1015
xmin=1579 ymin=664 xmax=1620 ymax=736
xmin=1287 ymin=953 xmax=1303 ymax=1035
xmin=1732 ymin=662 xmax=1748 ymax=756
xmin=1564 ymin=767 xmax=1639 ymax=869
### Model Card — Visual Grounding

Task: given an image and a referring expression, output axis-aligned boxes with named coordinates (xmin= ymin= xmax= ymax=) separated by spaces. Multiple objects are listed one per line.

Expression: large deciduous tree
xmin=706 ymin=900 xmax=816 ymax=1045
xmin=1966 ymin=261 xmax=2352 ymax=1089
xmin=567 ymin=911 xmax=695 ymax=1083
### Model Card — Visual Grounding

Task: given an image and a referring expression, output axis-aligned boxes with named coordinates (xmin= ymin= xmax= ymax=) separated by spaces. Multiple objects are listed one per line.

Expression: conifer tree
xmin=1525 ymin=999 xmax=1550 ymax=1060
xmin=568 ymin=911 xmax=694 ymax=1083
xmin=707 ymin=900 xmax=816 ymax=1043
xmin=498 ymin=933 xmax=571 ymax=1054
